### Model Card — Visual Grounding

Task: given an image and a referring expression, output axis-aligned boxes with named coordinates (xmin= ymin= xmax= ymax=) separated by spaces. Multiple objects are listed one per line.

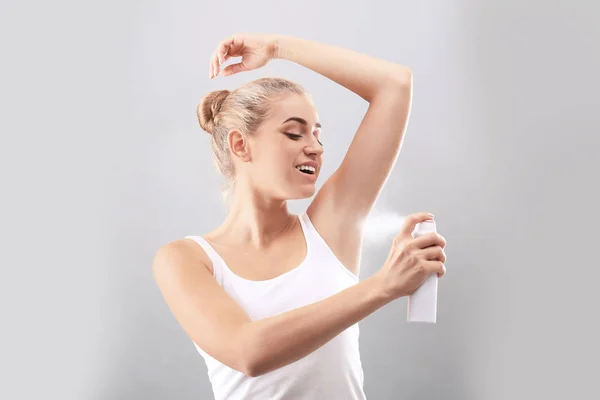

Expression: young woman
xmin=153 ymin=33 xmax=447 ymax=399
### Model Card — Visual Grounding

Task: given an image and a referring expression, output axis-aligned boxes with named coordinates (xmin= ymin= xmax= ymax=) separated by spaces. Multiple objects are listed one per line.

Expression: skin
xmin=153 ymin=33 xmax=447 ymax=378
xmin=208 ymin=93 xmax=325 ymax=249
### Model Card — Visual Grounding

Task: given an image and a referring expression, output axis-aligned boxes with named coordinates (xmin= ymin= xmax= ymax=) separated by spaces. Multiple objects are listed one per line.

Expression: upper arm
xmin=315 ymin=71 xmax=413 ymax=218
xmin=152 ymin=240 xmax=253 ymax=373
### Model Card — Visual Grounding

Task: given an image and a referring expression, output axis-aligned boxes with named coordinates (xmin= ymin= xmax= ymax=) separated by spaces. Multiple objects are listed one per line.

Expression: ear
xmin=228 ymin=129 xmax=251 ymax=162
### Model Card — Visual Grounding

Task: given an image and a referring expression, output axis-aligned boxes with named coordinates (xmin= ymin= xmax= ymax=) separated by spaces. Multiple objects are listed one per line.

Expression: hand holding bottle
xmin=375 ymin=212 xmax=447 ymax=301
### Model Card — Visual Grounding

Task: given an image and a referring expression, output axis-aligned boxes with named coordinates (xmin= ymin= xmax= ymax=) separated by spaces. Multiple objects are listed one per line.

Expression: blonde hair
xmin=197 ymin=77 xmax=308 ymax=204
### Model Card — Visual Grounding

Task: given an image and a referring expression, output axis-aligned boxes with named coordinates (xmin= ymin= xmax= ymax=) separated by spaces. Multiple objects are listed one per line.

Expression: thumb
xmin=399 ymin=212 xmax=435 ymax=237
xmin=221 ymin=62 xmax=248 ymax=77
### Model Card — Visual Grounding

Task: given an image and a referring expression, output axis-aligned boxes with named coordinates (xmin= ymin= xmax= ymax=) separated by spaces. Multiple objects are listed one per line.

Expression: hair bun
xmin=197 ymin=89 xmax=230 ymax=135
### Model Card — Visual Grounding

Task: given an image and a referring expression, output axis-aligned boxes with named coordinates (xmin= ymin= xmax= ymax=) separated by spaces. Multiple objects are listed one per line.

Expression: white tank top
xmin=185 ymin=211 xmax=366 ymax=400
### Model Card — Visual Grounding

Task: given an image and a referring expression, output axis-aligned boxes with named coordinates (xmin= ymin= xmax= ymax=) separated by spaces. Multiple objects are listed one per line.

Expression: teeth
xmin=296 ymin=165 xmax=316 ymax=173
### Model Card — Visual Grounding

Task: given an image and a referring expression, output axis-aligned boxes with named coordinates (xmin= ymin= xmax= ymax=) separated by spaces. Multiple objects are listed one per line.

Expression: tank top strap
xmin=298 ymin=211 xmax=328 ymax=250
xmin=298 ymin=211 xmax=360 ymax=283
xmin=184 ymin=235 xmax=224 ymax=285
xmin=298 ymin=211 xmax=327 ymax=249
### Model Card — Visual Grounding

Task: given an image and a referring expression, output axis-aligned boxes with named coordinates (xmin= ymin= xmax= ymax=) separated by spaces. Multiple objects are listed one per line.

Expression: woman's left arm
xmin=275 ymin=35 xmax=413 ymax=217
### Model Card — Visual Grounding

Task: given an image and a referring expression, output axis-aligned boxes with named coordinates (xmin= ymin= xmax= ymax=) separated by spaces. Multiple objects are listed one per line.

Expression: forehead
xmin=269 ymin=94 xmax=319 ymax=125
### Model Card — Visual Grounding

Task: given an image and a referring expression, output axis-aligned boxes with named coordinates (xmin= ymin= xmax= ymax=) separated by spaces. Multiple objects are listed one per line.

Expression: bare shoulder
xmin=152 ymin=238 xmax=214 ymax=281
xmin=151 ymin=239 xmax=253 ymax=374
xmin=306 ymin=181 xmax=365 ymax=276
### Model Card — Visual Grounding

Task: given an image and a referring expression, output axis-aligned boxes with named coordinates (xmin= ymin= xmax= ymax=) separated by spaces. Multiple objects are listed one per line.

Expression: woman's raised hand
xmin=209 ymin=33 xmax=280 ymax=79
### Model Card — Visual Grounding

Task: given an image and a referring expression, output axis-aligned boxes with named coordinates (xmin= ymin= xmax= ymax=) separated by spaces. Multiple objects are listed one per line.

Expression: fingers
xmin=209 ymin=42 xmax=228 ymax=79
xmin=419 ymin=246 xmax=446 ymax=264
xmin=411 ymin=232 xmax=446 ymax=250
xmin=398 ymin=212 xmax=435 ymax=237
xmin=210 ymin=36 xmax=239 ymax=79
xmin=217 ymin=36 xmax=235 ymax=63
xmin=210 ymin=51 xmax=218 ymax=79
xmin=221 ymin=62 xmax=247 ymax=77
xmin=210 ymin=49 xmax=221 ymax=79
xmin=425 ymin=260 xmax=446 ymax=278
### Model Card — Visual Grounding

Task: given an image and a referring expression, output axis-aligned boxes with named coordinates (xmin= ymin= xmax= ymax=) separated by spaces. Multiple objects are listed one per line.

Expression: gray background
xmin=2 ymin=0 xmax=599 ymax=399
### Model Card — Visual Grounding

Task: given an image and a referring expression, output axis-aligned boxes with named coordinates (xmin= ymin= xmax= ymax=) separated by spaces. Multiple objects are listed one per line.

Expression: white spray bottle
xmin=407 ymin=219 xmax=439 ymax=323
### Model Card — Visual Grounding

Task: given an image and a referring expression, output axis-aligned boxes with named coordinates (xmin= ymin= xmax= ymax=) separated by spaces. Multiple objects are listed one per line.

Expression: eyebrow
xmin=282 ymin=117 xmax=322 ymax=129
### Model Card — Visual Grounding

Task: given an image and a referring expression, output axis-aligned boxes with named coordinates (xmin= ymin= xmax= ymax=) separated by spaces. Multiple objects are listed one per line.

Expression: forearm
xmin=240 ymin=274 xmax=391 ymax=377
xmin=274 ymin=34 xmax=412 ymax=102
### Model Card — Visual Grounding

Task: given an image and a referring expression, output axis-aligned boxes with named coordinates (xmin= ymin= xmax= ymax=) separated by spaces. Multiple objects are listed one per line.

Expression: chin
xmin=285 ymin=185 xmax=316 ymax=200
xmin=299 ymin=184 xmax=317 ymax=198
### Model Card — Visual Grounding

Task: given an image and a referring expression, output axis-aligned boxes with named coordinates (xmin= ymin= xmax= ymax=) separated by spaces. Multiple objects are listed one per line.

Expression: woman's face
xmin=244 ymin=93 xmax=324 ymax=200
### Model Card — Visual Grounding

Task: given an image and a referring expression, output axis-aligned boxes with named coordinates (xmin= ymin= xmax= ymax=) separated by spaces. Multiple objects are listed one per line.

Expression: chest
xmin=223 ymin=249 xmax=358 ymax=321
xmin=208 ymin=230 xmax=308 ymax=281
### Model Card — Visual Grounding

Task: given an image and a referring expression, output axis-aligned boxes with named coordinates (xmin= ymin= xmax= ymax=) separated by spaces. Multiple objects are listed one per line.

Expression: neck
xmin=215 ymin=185 xmax=296 ymax=249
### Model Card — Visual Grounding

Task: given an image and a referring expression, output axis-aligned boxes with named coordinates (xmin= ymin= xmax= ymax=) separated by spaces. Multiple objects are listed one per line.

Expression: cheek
xmin=268 ymin=141 xmax=295 ymax=163
xmin=253 ymin=142 xmax=292 ymax=172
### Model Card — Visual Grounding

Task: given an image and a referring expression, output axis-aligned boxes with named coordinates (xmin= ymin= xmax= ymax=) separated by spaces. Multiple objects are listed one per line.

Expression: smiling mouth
xmin=295 ymin=166 xmax=316 ymax=175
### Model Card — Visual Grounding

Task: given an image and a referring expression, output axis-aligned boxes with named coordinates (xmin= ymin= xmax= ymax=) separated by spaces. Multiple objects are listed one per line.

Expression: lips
xmin=296 ymin=165 xmax=316 ymax=175
xmin=295 ymin=161 xmax=318 ymax=169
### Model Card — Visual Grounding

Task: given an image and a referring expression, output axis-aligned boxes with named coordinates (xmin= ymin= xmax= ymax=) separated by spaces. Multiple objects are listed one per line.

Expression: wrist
xmin=272 ymin=34 xmax=300 ymax=61
xmin=366 ymin=272 xmax=395 ymax=304
xmin=272 ymin=34 xmax=286 ymax=60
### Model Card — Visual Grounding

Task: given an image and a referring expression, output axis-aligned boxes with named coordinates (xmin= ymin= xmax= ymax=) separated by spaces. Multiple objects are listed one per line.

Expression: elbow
xmin=237 ymin=330 xmax=267 ymax=378
xmin=373 ymin=69 xmax=412 ymax=102
xmin=240 ymin=343 xmax=272 ymax=377
xmin=240 ymin=356 xmax=266 ymax=378
xmin=243 ymin=363 xmax=262 ymax=378
xmin=388 ymin=67 xmax=413 ymax=87
xmin=374 ymin=67 xmax=412 ymax=101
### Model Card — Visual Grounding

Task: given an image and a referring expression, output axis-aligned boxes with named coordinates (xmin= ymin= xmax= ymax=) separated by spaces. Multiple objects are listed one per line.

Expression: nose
xmin=304 ymin=137 xmax=323 ymax=156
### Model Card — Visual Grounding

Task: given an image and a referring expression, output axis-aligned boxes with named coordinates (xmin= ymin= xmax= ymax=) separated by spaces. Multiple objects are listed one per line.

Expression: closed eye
xmin=285 ymin=133 xmax=302 ymax=140
xmin=285 ymin=132 xmax=323 ymax=147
